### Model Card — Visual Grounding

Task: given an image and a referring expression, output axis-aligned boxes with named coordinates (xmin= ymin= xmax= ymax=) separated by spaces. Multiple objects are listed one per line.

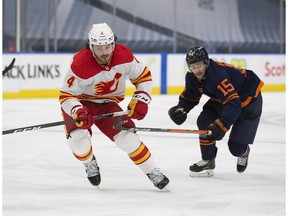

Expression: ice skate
xmin=147 ymin=168 xmax=170 ymax=190
xmin=189 ymin=158 xmax=215 ymax=177
xmin=84 ymin=156 xmax=101 ymax=186
xmin=237 ymin=146 xmax=250 ymax=173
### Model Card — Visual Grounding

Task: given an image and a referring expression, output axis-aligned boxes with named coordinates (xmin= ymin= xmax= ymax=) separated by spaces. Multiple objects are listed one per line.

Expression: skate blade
xmin=162 ymin=185 xmax=171 ymax=192
xmin=189 ymin=169 xmax=214 ymax=177
xmin=92 ymin=185 xmax=100 ymax=189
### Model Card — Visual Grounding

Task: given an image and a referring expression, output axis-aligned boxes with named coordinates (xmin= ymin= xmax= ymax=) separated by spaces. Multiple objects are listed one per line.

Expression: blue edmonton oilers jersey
xmin=178 ymin=59 xmax=264 ymax=125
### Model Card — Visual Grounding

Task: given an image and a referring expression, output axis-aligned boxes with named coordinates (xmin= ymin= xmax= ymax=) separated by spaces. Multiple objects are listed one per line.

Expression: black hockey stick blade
xmin=113 ymin=116 xmax=211 ymax=135
xmin=3 ymin=110 xmax=129 ymax=135
xmin=2 ymin=58 xmax=15 ymax=75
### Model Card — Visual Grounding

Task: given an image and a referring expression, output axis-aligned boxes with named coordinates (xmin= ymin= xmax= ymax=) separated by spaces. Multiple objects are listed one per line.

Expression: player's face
xmin=92 ymin=44 xmax=114 ymax=65
xmin=188 ymin=61 xmax=207 ymax=80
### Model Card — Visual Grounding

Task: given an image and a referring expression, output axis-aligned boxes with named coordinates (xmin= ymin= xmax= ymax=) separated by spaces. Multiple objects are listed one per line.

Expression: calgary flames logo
xmin=94 ymin=72 xmax=122 ymax=95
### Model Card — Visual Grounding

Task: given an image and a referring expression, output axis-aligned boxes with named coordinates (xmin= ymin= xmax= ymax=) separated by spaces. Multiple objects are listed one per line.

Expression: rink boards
xmin=2 ymin=53 xmax=285 ymax=98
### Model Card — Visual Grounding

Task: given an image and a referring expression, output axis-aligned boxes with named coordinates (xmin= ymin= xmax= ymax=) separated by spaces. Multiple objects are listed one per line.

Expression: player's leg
xmin=190 ymin=100 xmax=223 ymax=177
xmin=228 ymin=93 xmax=263 ymax=173
xmin=94 ymin=102 xmax=169 ymax=190
xmin=62 ymin=107 xmax=100 ymax=186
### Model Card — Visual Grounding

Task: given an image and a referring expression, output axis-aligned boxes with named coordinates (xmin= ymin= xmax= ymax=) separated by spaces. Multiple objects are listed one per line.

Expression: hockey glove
xmin=168 ymin=106 xmax=187 ymax=125
xmin=127 ymin=91 xmax=151 ymax=120
xmin=71 ymin=106 xmax=93 ymax=129
xmin=206 ymin=118 xmax=230 ymax=141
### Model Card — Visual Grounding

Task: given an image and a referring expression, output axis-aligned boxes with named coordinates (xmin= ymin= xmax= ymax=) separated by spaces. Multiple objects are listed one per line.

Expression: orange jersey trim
xmin=79 ymin=93 xmax=125 ymax=103
xmin=129 ymin=143 xmax=151 ymax=165
xmin=59 ymin=91 xmax=79 ymax=105
xmin=222 ymin=93 xmax=240 ymax=105
xmin=200 ymin=140 xmax=216 ymax=146
xmin=131 ymin=67 xmax=152 ymax=87
xmin=73 ymin=146 xmax=93 ymax=161
xmin=241 ymin=80 xmax=264 ymax=107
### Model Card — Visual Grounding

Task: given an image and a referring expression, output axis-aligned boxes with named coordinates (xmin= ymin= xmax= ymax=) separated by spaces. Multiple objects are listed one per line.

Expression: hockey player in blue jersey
xmin=168 ymin=47 xmax=264 ymax=177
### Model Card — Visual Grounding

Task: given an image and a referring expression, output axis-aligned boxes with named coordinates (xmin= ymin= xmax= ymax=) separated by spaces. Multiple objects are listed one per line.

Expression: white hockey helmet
xmin=88 ymin=23 xmax=115 ymax=47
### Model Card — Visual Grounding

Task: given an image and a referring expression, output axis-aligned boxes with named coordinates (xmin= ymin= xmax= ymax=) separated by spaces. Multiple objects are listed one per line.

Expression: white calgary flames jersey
xmin=59 ymin=44 xmax=153 ymax=116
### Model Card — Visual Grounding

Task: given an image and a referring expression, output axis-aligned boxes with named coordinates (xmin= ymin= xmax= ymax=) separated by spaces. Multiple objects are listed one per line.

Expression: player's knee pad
xmin=197 ymin=100 xmax=221 ymax=129
xmin=228 ymin=139 xmax=247 ymax=157
xmin=197 ymin=113 xmax=212 ymax=129
xmin=114 ymin=131 xmax=141 ymax=154
xmin=68 ymin=129 xmax=92 ymax=155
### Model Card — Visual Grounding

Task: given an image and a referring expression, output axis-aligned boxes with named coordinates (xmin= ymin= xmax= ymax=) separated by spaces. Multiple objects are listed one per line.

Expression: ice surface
xmin=2 ymin=92 xmax=286 ymax=216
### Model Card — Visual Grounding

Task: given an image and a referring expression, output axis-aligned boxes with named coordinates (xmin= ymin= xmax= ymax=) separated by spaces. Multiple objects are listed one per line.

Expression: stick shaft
xmin=3 ymin=58 xmax=15 ymax=75
xmin=3 ymin=110 xmax=129 ymax=135
xmin=121 ymin=127 xmax=209 ymax=134
xmin=113 ymin=116 xmax=210 ymax=135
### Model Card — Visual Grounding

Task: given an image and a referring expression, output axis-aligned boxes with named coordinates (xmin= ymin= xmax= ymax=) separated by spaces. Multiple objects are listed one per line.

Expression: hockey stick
xmin=3 ymin=110 xmax=129 ymax=135
xmin=113 ymin=116 xmax=211 ymax=135
xmin=2 ymin=58 xmax=15 ymax=75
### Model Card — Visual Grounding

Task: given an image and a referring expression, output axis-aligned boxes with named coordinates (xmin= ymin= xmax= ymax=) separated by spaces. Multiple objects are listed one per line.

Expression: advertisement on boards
xmin=2 ymin=53 xmax=162 ymax=98
xmin=2 ymin=53 xmax=285 ymax=98
xmin=167 ymin=54 xmax=285 ymax=94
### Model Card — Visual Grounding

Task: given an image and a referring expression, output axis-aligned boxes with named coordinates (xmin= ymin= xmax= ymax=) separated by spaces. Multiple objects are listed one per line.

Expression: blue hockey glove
xmin=206 ymin=118 xmax=230 ymax=141
xmin=168 ymin=106 xmax=187 ymax=125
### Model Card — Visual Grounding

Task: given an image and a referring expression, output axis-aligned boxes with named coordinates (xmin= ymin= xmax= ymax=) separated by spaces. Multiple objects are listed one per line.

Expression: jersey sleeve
xmin=59 ymin=67 xmax=92 ymax=116
xmin=178 ymin=72 xmax=202 ymax=112
xmin=209 ymin=71 xmax=242 ymax=125
xmin=127 ymin=56 xmax=153 ymax=95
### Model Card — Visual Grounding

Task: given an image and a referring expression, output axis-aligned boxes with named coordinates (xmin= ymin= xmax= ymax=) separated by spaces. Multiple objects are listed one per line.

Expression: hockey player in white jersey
xmin=59 ymin=23 xmax=169 ymax=190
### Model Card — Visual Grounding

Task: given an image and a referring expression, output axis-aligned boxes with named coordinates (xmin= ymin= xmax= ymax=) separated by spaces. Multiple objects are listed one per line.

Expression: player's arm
xmin=206 ymin=77 xmax=242 ymax=141
xmin=127 ymin=58 xmax=153 ymax=120
xmin=59 ymin=70 xmax=94 ymax=129
xmin=59 ymin=70 xmax=83 ymax=113
xmin=169 ymin=73 xmax=202 ymax=125
xmin=215 ymin=77 xmax=242 ymax=124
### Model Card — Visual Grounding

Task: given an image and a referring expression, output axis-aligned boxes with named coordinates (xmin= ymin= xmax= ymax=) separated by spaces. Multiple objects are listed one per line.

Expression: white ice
xmin=2 ymin=92 xmax=286 ymax=216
